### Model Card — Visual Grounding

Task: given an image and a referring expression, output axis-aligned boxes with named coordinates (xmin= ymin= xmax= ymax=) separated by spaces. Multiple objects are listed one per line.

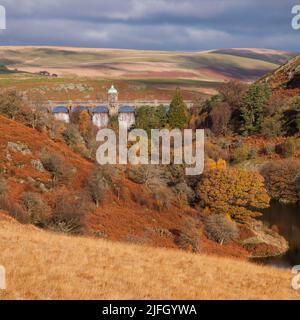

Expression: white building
xmin=92 ymin=106 xmax=109 ymax=129
xmin=108 ymin=85 xmax=118 ymax=115
xmin=118 ymin=106 xmax=135 ymax=130
xmin=52 ymin=106 xmax=70 ymax=123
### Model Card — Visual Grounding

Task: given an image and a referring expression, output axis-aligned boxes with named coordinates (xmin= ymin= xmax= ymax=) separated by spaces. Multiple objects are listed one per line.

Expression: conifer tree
xmin=240 ymin=83 xmax=271 ymax=135
xmin=168 ymin=87 xmax=188 ymax=129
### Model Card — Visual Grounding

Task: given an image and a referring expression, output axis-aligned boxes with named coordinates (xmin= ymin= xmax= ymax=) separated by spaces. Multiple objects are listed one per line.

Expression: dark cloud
xmin=0 ymin=0 xmax=299 ymax=51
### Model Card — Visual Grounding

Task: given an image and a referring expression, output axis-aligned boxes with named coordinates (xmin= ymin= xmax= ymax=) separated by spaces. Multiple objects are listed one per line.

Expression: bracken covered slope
xmin=0 ymin=115 xmax=249 ymax=258
xmin=260 ymin=54 xmax=300 ymax=94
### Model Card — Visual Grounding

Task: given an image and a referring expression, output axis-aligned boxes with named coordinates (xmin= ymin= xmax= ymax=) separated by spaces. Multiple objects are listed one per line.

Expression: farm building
xmin=52 ymin=106 xmax=70 ymax=123
xmin=118 ymin=106 xmax=135 ymax=129
xmin=92 ymin=106 xmax=109 ymax=129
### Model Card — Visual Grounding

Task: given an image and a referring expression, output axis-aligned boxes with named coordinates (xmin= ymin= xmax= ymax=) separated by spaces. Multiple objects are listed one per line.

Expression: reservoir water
xmin=258 ymin=202 xmax=300 ymax=268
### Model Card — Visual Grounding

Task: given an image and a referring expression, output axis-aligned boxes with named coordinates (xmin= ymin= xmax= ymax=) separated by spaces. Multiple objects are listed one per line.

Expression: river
xmin=258 ymin=201 xmax=300 ymax=268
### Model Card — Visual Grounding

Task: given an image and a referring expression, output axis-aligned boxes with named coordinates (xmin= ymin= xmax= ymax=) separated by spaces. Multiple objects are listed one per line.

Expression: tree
xmin=168 ymin=87 xmax=188 ymax=129
xmin=135 ymin=105 xmax=168 ymax=135
xmin=260 ymin=159 xmax=300 ymax=204
xmin=210 ymin=102 xmax=232 ymax=135
xmin=78 ymin=110 xmax=92 ymax=136
xmin=87 ymin=167 xmax=111 ymax=207
xmin=219 ymin=80 xmax=248 ymax=109
xmin=240 ymin=83 xmax=271 ymax=135
xmin=197 ymin=168 xmax=270 ymax=224
xmin=0 ymin=90 xmax=24 ymax=120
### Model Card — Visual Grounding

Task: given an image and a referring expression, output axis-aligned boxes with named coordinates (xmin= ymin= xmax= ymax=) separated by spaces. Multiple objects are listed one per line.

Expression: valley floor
xmin=0 ymin=212 xmax=299 ymax=300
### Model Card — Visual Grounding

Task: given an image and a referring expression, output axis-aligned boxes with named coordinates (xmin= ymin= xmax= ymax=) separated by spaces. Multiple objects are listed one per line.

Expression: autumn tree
xmin=240 ymin=83 xmax=271 ymax=135
xmin=210 ymin=102 xmax=232 ymax=135
xmin=260 ymin=159 xmax=300 ymax=204
xmin=197 ymin=168 xmax=270 ymax=224
xmin=219 ymin=80 xmax=248 ymax=109
xmin=168 ymin=87 xmax=189 ymax=129
xmin=87 ymin=167 xmax=112 ymax=207
xmin=79 ymin=110 xmax=92 ymax=136
xmin=0 ymin=90 xmax=25 ymax=120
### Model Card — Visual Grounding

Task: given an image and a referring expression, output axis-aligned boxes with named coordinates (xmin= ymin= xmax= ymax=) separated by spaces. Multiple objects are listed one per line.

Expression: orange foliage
xmin=197 ymin=168 xmax=270 ymax=223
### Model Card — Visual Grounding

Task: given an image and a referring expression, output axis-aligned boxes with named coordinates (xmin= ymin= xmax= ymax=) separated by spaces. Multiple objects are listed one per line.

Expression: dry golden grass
xmin=0 ymin=213 xmax=299 ymax=300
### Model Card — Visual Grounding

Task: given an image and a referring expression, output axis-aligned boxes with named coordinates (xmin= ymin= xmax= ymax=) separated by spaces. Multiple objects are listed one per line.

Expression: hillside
xmin=0 ymin=114 xmax=253 ymax=258
xmin=0 ymin=211 xmax=298 ymax=300
xmin=260 ymin=54 xmax=300 ymax=94
xmin=0 ymin=46 xmax=297 ymax=100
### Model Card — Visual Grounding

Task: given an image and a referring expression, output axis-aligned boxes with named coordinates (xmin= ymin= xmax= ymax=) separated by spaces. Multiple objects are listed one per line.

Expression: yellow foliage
xmin=207 ymin=158 xmax=227 ymax=171
xmin=197 ymin=168 xmax=270 ymax=223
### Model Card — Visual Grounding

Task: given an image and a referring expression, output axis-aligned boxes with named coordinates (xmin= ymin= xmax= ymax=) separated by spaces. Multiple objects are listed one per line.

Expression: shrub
xmin=151 ymin=187 xmax=172 ymax=211
xmin=173 ymin=182 xmax=195 ymax=206
xmin=40 ymin=151 xmax=73 ymax=183
xmin=51 ymin=191 xmax=93 ymax=234
xmin=264 ymin=144 xmax=276 ymax=155
xmin=276 ymin=138 xmax=300 ymax=158
xmin=260 ymin=159 xmax=300 ymax=204
xmin=261 ymin=116 xmax=282 ymax=138
xmin=127 ymin=165 xmax=151 ymax=185
xmin=175 ymin=232 xmax=200 ymax=253
xmin=22 ymin=192 xmax=51 ymax=227
xmin=205 ymin=214 xmax=239 ymax=244
xmin=86 ymin=167 xmax=113 ymax=206
xmin=231 ymin=146 xmax=250 ymax=164
xmin=0 ymin=196 xmax=29 ymax=224
xmin=0 ymin=176 xmax=7 ymax=196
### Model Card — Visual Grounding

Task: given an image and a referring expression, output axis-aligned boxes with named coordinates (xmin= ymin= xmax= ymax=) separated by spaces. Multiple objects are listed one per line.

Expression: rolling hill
xmin=0 ymin=46 xmax=297 ymax=101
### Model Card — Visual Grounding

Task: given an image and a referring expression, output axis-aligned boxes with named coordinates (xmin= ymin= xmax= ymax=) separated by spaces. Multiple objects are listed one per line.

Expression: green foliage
xmin=240 ymin=83 xmax=271 ymax=135
xmin=168 ymin=87 xmax=189 ymax=129
xmin=135 ymin=105 xmax=168 ymax=134
xmin=232 ymin=146 xmax=250 ymax=164
xmin=261 ymin=115 xmax=282 ymax=138
xmin=276 ymin=138 xmax=300 ymax=158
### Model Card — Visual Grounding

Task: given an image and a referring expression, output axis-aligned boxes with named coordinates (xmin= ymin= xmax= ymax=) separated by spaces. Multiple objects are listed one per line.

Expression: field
xmin=0 ymin=46 xmax=297 ymax=101
xmin=0 ymin=212 xmax=299 ymax=300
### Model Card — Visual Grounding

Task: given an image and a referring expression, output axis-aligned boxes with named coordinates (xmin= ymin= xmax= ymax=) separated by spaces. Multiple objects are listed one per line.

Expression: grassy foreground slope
xmin=0 ymin=212 xmax=299 ymax=300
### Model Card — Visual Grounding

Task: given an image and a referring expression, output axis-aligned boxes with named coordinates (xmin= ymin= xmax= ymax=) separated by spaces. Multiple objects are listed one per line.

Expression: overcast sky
xmin=0 ymin=0 xmax=299 ymax=51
